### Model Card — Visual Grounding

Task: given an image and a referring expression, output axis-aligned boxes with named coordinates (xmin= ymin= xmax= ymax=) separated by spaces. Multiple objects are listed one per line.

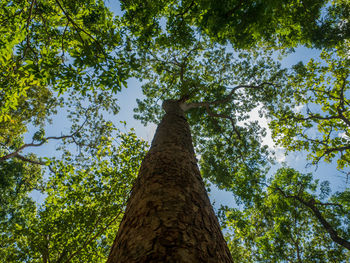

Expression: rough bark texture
xmin=107 ymin=100 xmax=233 ymax=263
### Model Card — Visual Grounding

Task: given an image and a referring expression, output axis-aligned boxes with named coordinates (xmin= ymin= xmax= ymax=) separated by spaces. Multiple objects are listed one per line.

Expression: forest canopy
xmin=0 ymin=0 xmax=349 ymax=262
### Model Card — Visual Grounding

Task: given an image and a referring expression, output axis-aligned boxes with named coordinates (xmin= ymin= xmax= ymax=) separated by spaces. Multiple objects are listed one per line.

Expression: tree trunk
xmin=107 ymin=100 xmax=233 ymax=262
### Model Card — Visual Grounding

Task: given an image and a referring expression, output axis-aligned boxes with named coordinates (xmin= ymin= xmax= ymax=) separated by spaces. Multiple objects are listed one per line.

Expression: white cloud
xmin=248 ymin=106 xmax=286 ymax=163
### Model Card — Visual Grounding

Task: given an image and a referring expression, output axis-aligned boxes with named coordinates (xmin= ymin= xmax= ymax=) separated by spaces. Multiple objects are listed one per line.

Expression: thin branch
xmin=204 ymin=105 xmax=242 ymax=140
xmin=61 ymin=21 xmax=69 ymax=58
xmin=14 ymin=153 xmax=46 ymax=165
xmin=176 ymin=0 xmax=195 ymax=17
xmin=183 ymin=82 xmax=277 ymax=110
xmin=324 ymin=145 xmax=350 ymax=155
xmin=23 ymin=0 xmax=36 ymax=58
xmin=14 ymin=154 xmax=55 ymax=173
xmin=291 ymin=113 xmax=341 ymax=122
xmin=1 ymin=134 xmax=70 ymax=161
xmin=337 ymin=76 xmax=350 ymax=127
xmin=179 ymin=83 xmax=276 ymax=140
xmin=0 ymin=118 xmax=87 ymax=162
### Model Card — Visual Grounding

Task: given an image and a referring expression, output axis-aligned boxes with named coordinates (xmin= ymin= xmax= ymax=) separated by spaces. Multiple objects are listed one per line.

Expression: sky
xmin=25 ymin=0 xmax=347 ymax=209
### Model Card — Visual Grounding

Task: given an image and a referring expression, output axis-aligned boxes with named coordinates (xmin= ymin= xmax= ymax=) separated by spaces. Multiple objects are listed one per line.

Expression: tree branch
xmin=54 ymin=0 xmax=107 ymax=58
xmin=204 ymin=105 xmax=242 ymax=140
xmin=23 ymin=0 xmax=36 ymax=58
xmin=180 ymin=82 xmax=276 ymax=140
xmin=176 ymin=0 xmax=195 ymax=17
xmin=270 ymin=185 xmax=350 ymax=250
xmin=183 ymin=82 xmax=276 ymax=110
xmin=14 ymin=153 xmax=45 ymax=165
xmin=337 ymin=76 xmax=350 ymax=127
xmin=0 ymin=119 xmax=87 ymax=162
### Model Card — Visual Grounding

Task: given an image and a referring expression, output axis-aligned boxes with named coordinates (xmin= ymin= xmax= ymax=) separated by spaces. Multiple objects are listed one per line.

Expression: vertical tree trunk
xmin=107 ymin=100 xmax=233 ymax=262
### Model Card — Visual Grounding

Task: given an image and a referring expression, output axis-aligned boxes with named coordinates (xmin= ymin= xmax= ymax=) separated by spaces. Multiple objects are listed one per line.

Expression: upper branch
xmin=182 ymin=82 xmax=276 ymax=110
xmin=0 ymin=119 xmax=87 ymax=162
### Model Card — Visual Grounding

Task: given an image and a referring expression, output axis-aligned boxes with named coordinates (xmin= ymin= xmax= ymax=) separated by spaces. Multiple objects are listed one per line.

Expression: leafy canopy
xmin=121 ymin=0 xmax=349 ymax=49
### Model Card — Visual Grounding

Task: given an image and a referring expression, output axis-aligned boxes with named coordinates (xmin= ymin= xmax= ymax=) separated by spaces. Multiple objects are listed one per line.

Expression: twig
xmin=183 ymin=82 xmax=277 ymax=110
xmin=176 ymin=0 xmax=195 ymax=17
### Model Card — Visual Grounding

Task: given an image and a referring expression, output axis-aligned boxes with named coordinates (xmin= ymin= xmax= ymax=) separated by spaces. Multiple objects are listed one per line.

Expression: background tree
xmin=220 ymin=167 xmax=350 ymax=262
xmin=0 ymin=1 xmax=147 ymax=258
xmin=0 ymin=1 xmax=144 ymax=259
xmin=0 ymin=83 xmax=148 ymax=262
xmin=0 ymin=0 xmax=132 ymax=123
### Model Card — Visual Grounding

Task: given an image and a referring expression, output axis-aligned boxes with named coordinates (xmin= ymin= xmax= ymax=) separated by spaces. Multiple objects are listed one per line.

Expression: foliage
xmin=0 ymin=1 xmax=150 ymax=261
xmin=121 ymin=0 xmax=349 ymax=49
xmin=0 ymin=70 xmax=148 ymax=262
xmin=0 ymin=0 xmax=132 ymax=125
xmin=2 ymin=0 xmax=350 ymax=261
xmin=0 ymin=159 xmax=43 ymax=261
xmin=0 ymin=129 xmax=147 ymax=262
xmin=220 ymin=167 xmax=350 ymax=262
xmin=268 ymin=44 xmax=350 ymax=169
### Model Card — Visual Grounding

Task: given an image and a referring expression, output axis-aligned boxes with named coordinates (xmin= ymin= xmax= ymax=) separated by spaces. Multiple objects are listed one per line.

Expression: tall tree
xmin=108 ymin=99 xmax=233 ymax=262
xmin=118 ymin=35 xmax=350 ymax=259
xmin=105 ymin=38 xmax=284 ymax=260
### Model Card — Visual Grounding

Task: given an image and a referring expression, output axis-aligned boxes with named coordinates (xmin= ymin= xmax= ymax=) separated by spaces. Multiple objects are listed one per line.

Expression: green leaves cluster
xmin=0 ymin=0 xmax=132 ymax=124
xmin=1 ymin=126 xmax=147 ymax=262
xmin=0 ymin=58 xmax=148 ymax=261
xmin=269 ymin=44 xmax=350 ymax=169
xmin=220 ymin=168 xmax=350 ymax=262
xmin=121 ymin=0 xmax=349 ymax=49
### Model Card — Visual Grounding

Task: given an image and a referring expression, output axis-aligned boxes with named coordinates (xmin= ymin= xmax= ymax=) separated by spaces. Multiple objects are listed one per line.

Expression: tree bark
xmin=107 ymin=100 xmax=233 ymax=262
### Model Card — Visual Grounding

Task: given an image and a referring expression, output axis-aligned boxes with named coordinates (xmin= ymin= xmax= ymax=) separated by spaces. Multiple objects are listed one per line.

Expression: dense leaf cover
xmin=0 ymin=86 xmax=148 ymax=261
xmin=1 ymin=0 xmax=350 ymax=261
xmin=0 ymin=1 xmax=147 ymax=261
xmin=220 ymin=167 xmax=350 ymax=262
xmin=120 ymin=0 xmax=349 ymax=48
